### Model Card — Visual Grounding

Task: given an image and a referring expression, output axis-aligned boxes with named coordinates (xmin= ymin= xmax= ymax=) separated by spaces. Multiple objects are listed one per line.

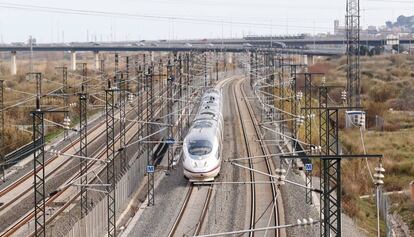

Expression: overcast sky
xmin=0 ymin=0 xmax=412 ymax=43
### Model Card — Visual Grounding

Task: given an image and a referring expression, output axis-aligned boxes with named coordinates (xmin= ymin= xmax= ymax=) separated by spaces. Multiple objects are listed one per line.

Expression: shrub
xmin=368 ymin=84 xmax=395 ymax=103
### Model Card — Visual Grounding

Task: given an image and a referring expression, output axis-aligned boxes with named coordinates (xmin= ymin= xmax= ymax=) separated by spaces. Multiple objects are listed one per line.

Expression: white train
xmin=183 ymin=89 xmax=223 ymax=181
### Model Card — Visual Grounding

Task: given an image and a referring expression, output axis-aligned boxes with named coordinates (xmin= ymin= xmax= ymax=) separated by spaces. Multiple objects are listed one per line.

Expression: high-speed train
xmin=183 ymin=89 xmax=223 ymax=181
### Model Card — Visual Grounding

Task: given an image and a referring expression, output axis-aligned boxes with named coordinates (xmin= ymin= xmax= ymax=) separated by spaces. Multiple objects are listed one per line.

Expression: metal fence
xmin=377 ymin=188 xmax=393 ymax=237
xmin=65 ymin=153 xmax=146 ymax=237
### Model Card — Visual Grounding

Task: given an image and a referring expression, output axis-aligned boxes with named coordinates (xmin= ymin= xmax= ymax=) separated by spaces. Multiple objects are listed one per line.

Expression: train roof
xmin=199 ymin=103 xmax=220 ymax=113
xmin=194 ymin=111 xmax=220 ymax=121
xmin=186 ymin=120 xmax=219 ymax=142
xmin=205 ymin=88 xmax=221 ymax=95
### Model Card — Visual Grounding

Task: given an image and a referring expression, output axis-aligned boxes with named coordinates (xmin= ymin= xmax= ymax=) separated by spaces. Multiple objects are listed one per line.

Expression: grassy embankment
xmin=310 ymin=55 xmax=414 ymax=236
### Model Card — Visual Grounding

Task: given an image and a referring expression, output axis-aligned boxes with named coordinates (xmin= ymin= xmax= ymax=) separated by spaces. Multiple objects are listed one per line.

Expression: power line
xmin=0 ymin=2 xmax=333 ymax=31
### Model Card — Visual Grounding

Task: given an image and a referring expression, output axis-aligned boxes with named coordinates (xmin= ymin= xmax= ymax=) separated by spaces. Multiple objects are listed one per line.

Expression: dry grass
xmin=308 ymin=54 xmax=414 ymax=235
xmin=0 ymin=52 xmax=125 ymax=155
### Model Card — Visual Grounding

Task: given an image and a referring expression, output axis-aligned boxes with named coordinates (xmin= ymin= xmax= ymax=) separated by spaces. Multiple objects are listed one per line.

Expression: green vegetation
xmin=355 ymin=198 xmax=387 ymax=237
xmin=390 ymin=194 xmax=414 ymax=232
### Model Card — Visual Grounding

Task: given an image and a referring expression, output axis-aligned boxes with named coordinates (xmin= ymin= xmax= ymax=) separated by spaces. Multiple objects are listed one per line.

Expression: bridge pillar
xmin=302 ymin=55 xmax=308 ymax=65
xmin=10 ymin=51 xmax=17 ymax=75
xmin=94 ymin=51 xmax=100 ymax=71
xmin=307 ymin=55 xmax=314 ymax=66
xmin=70 ymin=51 xmax=77 ymax=71
xmin=227 ymin=53 xmax=233 ymax=64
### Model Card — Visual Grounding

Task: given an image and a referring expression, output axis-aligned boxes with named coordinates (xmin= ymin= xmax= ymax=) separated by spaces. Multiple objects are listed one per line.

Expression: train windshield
xmin=193 ymin=121 xmax=213 ymax=129
xmin=187 ymin=140 xmax=213 ymax=156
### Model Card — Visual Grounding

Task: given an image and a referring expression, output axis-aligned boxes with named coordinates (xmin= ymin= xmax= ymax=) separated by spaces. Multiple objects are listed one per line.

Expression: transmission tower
xmin=346 ymin=0 xmax=361 ymax=107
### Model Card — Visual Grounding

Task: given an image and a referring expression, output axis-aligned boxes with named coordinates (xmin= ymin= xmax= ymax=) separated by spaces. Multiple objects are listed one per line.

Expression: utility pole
xmin=100 ymin=60 xmax=106 ymax=92
xmin=32 ymin=97 xmax=46 ymax=237
xmin=134 ymin=57 xmax=143 ymax=158
xmin=346 ymin=0 xmax=361 ymax=107
xmin=79 ymin=84 xmax=88 ymax=218
xmin=166 ymin=60 xmax=175 ymax=171
xmin=120 ymin=65 xmax=127 ymax=172
xmin=254 ymin=51 xmax=258 ymax=85
xmin=146 ymin=67 xmax=155 ymax=206
xmin=204 ymin=53 xmax=207 ymax=90
xmin=137 ymin=63 xmax=144 ymax=148
xmin=185 ymin=53 xmax=190 ymax=128
xmin=249 ymin=52 xmax=254 ymax=87
xmin=32 ymin=86 xmax=67 ymax=237
xmin=278 ymin=57 xmax=285 ymax=143
xmin=178 ymin=55 xmax=183 ymax=144
xmin=216 ymin=52 xmax=219 ymax=82
xmin=0 ymin=80 xmax=4 ymax=181
xmin=77 ymin=63 xmax=88 ymax=91
xmin=158 ymin=58 xmax=164 ymax=115
xmin=319 ymin=86 xmax=341 ymax=237
xmin=27 ymin=73 xmax=42 ymax=106
xmin=115 ymin=53 xmax=119 ymax=83
xmin=125 ymin=56 xmax=130 ymax=92
xmin=56 ymin=67 xmax=69 ymax=140
xmin=304 ymin=73 xmax=313 ymax=153
xmin=106 ymin=80 xmax=118 ymax=237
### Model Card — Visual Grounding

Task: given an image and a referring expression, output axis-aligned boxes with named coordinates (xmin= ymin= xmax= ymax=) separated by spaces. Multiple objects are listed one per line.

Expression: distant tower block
xmin=70 ymin=51 xmax=77 ymax=71
xmin=94 ymin=51 xmax=100 ymax=71
xmin=11 ymin=51 xmax=17 ymax=75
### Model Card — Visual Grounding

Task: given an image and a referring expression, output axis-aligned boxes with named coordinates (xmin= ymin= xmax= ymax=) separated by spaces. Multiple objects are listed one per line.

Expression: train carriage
xmin=183 ymin=89 xmax=223 ymax=181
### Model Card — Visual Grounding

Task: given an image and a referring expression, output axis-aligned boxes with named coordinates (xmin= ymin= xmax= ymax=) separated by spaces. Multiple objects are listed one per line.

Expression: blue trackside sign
xmin=166 ymin=138 xmax=175 ymax=145
xmin=305 ymin=163 xmax=313 ymax=172
xmin=147 ymin=165 xmax=155 ymax=173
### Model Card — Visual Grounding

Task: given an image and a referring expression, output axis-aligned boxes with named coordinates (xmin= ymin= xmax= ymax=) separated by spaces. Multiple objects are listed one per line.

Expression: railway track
xmin=166 ymin=76 xmax=238 ymax=237
xmin=0 ymin=85 xmax=168 ymax=236
xmin=167 ymin=184 xmax=213 ymax=237
xmin=233 ymin=78 xmax=280 ymax=237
